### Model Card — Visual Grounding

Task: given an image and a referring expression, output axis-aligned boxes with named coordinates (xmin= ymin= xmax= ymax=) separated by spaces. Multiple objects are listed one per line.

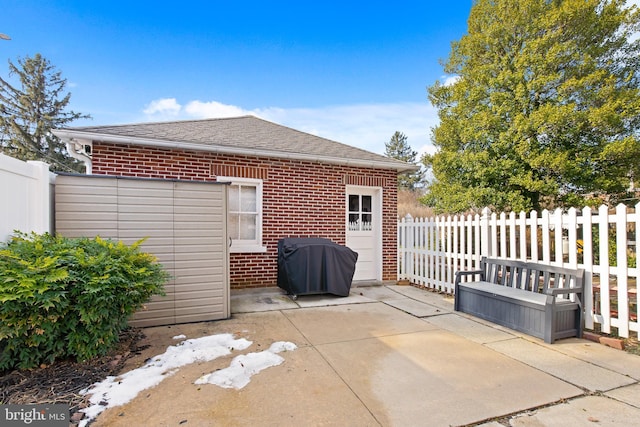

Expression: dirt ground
xmin=0 ymin=328 xmax=147 ymax=424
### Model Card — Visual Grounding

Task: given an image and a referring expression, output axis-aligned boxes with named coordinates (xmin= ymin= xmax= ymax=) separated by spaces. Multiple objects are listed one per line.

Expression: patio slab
xmin=83 ymin=285 xmax=640 ymax=427
xmin=292 ymin=292 xmax=372 ymax=308
xmin=508 ymin=395 xmax=640 ymax=426
xmin=386 ymin=285 xmax=455 ymax=311
xmin=425 ymin=313 xmax=515 ymax=344
xmin=316 ymin=328 xmax=582 ymax=427
xmin=94 ymin=344 xmax=380 ymax=427
xmin=605 ymin=383 xmax=640 ymax=408
xmin=549 ymin=338 xmax=640 ymax=381
xmin=281 ymin=302 xmax=438 ymax=345
xmin=487 ymin=338 xmax=637 ymax=392
xmin=382 ymin=297 xmax=447 ymax=317
xmin=354 ymin=285 xmax=412 ymax=302
xmin=231 ymin=290 xmax=298 ymax=313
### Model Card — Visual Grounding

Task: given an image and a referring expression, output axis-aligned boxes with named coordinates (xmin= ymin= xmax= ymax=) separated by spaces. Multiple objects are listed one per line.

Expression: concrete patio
xmin=92 ymin=285 xmax=640 ymax=426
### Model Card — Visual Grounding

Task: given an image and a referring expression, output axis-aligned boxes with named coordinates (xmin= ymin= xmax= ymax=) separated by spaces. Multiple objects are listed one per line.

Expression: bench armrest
xmin=545 ymin=286 xmax=583 ymax=297
xmin=545 ymin=286 xmax=583 ymax=308
xmin=454 ymin=270 xmax=484 ymax=286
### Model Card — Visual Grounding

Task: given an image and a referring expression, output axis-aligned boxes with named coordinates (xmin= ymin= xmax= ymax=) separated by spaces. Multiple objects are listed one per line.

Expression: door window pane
xmin=362 ymin=213 xmax=372 ymax=230
xmin=349 ymin=194 xmax=359 ymax=212
xmin=362 ymin=195 xmax=372 ymax=213
xmin=348 ymin=213 xmax=359 ymax=231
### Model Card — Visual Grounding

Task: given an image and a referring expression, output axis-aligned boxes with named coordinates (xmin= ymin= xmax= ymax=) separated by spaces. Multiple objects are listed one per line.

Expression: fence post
xmin=404 ymin=213 xmax=414 ymax=283
xmin=27 ymin=161 xmax=51 ymax=234
xmin=480 ymin=207 xmax=491 ymax=258
xmin=0 ymin=156 xmax=51 ymax=242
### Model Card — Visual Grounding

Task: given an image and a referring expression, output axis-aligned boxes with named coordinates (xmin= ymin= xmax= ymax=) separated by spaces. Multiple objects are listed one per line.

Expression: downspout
xmin=65 ymin=138 xmax=93 ymax=174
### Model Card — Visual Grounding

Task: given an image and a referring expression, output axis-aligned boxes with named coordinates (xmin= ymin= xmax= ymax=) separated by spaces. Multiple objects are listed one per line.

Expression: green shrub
xmin=0 ymin=233 xmax=168 ymax=371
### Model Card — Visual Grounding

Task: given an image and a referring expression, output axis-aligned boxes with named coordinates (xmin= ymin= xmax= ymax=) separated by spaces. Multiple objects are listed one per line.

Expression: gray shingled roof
xmin=54 ymin=116 xmax=417 ymax=172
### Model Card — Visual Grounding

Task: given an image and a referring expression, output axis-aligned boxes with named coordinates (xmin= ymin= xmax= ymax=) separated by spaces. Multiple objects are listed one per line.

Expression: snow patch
xmin=78 ymin=334 xmax=252 ymax=427
xmin=195 ymin=341 xmax=297 ymax=389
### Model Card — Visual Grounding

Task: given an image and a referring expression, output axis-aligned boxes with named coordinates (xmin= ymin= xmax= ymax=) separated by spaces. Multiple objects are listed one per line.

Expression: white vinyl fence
xmin=0 ymin=153 xmax=54 ymax=242
xmin=398 ymin=205 xmax=639 ymax=338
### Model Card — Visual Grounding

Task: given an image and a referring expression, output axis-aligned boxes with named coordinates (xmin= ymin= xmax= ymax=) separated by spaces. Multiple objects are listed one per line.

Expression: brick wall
xmin=92 ymin=142 xmax=398 ymax=289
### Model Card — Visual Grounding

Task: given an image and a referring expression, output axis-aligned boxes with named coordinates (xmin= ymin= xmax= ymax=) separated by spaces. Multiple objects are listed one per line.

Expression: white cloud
xmin=184 ymin=100 xmax=252 ymax=118
xmin=143 ymin=97 xmax=181 ymax=118
xmin=141 ymin=98 xmax=439 ymax=159
xmin=143 ymin=98 xmax=251 ymax=120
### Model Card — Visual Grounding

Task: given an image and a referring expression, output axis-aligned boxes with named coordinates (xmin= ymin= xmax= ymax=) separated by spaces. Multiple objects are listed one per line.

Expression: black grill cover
xmin=277 ymin=238 xmax=358 ymax=297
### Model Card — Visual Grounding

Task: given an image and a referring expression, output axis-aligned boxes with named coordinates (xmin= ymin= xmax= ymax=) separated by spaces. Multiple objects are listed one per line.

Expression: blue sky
xmin=3 ymin=1 xmax=469 ymax=157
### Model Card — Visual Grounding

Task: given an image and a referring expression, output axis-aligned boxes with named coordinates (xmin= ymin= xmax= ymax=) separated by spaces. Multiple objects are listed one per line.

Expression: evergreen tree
xmin=0 ymin=53 xmax=90 ymax=172
xmin=385 ymin=131 xmax=424 ymax=190
xmin=423 ymin=0 xmax=640 ymax=213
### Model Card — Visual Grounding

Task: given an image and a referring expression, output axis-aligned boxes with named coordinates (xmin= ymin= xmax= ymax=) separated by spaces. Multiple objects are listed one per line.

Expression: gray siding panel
xmin=54 ymin=175 xmax=228 ymax=327
xmin=171 ymin=180 xmax=228 ymax=324
xmin=55 ymin=177 xmax=118 ymax=239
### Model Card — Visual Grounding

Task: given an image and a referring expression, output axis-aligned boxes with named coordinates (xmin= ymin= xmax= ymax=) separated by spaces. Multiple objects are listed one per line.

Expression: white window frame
xmin=217 ymin=176 xmax=266 ymax=253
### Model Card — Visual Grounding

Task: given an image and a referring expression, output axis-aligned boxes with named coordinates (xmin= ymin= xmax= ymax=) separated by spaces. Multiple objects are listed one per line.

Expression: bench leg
xmin=575 ymin=306 xmax=583 ymax=339
xmin=544 ymin=301 xmax=554 ymax=344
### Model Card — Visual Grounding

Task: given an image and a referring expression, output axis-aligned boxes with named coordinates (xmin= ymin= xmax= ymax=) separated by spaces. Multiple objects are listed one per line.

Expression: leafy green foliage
xmin=589 ymin=227 xmax=637 ymax=268
xmin=423 ymin=0 xmax=640 ymax=214
xmin=0 ymin=233 xmax=168 ymax=370
xmin=384 ymin=131 xmax=424 ymax=190
xmin=0 ymin=53 xmax=90 ymax=172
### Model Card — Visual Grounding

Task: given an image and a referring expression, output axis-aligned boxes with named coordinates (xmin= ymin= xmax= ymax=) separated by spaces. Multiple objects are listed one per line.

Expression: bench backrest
xmin=480 ymin=257 xmax=584 ymax=295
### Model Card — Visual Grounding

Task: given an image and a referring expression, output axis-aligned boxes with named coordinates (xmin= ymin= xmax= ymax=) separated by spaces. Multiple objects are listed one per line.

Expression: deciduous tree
xmin=423 ymin=0 xmax=640 ymax=213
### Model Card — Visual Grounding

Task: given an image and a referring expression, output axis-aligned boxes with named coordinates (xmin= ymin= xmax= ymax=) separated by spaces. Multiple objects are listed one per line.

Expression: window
xmin=348 ymin=194 xmax=373 ymax=231
xmin=217 ymin=177 xmax=266 ymax=253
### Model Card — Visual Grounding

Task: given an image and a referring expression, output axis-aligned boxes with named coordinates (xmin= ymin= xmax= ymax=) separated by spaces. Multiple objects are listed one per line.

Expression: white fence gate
xmin=0 ymin=153 xmax=54 ymax=242
xmin=398 ymin=205 xmax=639 ymax=338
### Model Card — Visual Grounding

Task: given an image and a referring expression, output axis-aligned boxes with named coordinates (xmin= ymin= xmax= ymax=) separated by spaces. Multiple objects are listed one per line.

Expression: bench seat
xmin=454 ymin=258 xmax=584 ymax=344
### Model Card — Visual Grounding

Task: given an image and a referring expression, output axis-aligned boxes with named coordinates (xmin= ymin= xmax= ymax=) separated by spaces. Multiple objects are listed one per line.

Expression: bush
xmin=0 ymin=233 xmax=168 ymax=371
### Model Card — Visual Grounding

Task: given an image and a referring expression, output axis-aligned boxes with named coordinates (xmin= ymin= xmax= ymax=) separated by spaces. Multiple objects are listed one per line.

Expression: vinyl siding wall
xmin=55 ymin=174 xmax=229 ymax=327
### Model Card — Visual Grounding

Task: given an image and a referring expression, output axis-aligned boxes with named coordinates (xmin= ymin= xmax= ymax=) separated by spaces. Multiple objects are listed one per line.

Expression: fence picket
xmin=398 ymin=203 xmax=638 ymax=338
xmin=529 ymin=210 xmax=539 ymax=263
xmin=614 ymin=204 xmax=629 ymax=337
xmin=598 ymin=205 xmax=611 ymax=334
xmin=582 ymin=206 xmax=594 ymax=330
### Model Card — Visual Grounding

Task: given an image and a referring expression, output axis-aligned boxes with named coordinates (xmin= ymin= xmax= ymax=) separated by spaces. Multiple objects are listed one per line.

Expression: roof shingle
xmin=56 ymin=116 xmax=416 ymax=172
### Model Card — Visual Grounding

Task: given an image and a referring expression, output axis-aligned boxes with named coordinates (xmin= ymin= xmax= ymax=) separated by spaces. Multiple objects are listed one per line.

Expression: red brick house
xmin=54 ymin=116 xmax=416 ymax=290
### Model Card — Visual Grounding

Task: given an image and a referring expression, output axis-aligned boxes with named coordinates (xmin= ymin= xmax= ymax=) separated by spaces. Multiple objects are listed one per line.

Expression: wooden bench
xmin=454 ymin=257 xmax=584 ymax=343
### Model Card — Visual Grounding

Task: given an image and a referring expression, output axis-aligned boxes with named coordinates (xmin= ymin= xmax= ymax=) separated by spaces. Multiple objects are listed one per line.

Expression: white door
xmin=346 ymin=186 xmax=382 ymax=282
